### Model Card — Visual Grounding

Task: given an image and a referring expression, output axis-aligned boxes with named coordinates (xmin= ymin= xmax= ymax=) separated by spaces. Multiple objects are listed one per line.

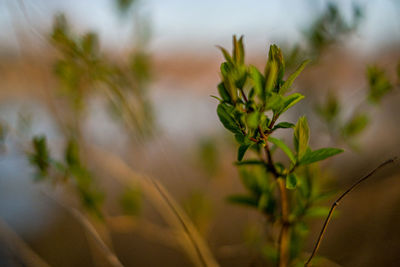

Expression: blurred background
xmin=0 ymin=0 xmax=400 ymax=266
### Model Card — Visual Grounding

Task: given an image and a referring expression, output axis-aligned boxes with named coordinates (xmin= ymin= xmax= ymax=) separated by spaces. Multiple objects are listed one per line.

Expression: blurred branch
xmin=88 ymin=144 xmax=219 ymax=267
xmin=0 ymin=218 xmax=51 ymax=267
xmin=42 ymin=192 xmax=124 ymax=267
xmin=107 ymin=215 xmax=180 ymax=249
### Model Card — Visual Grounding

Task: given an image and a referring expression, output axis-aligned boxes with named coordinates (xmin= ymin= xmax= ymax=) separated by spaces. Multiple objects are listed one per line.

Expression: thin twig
xmin=304 ymin=157 xmax=398 ymax=267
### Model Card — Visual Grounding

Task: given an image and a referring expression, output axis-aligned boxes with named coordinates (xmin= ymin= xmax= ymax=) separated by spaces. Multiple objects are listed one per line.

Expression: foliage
xmin=215 ymin=36 xmax=344 ymax=266
xmin=51 ymin=13 xmax=154 ymax=137
xmin=316 ymin=63 xmax=397 ymax=146
xmin=306 ymin=3 xmax=362 ymax=54
xmin=28 ymin=11 xmax=153 ymax=220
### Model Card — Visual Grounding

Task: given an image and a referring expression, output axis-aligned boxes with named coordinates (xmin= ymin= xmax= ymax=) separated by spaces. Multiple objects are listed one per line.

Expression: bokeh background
xmin=0 ymin=0 xmax=400 ymax=266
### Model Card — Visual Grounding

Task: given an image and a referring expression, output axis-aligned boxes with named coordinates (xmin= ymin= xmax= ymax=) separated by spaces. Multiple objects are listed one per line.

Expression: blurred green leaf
xmin=198 ymin=138 xmax=219 ymax=176
xmin=120 ymin=186 xmax=141 ymax=216
xmin=227 ymin=194 xmax=258 ymax=207
xmin=367 ymin=65 xmax=393 ymax=104
xmin=29 ymin=136 xmax=50 ymax=179
xmin=316 ymin=91 xmax=340 ymax=123
xmin=305 ymin=206 xmax=331 ymax=218
xmin=286 ymin=173 xmax=298 ymax=189
xmin=342 ymin=113 xmax=369 ymax=138
xmin=258 ymin=193 xmax=269 ymax=211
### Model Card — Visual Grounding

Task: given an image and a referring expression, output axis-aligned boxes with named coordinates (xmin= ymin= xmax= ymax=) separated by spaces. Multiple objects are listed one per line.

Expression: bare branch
xmin=305 ymin=157 xmax=398 ymax=266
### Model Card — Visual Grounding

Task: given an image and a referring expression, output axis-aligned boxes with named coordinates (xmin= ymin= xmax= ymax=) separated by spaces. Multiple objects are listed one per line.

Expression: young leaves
xmin=272 ymin=122 xmax=295 ymax=130
xmin=280 ymin=60 xmax=310 ymax=94
xmin=274 ymin=93 xmax=304 ymax=115
xmin=238 ymin=144 xmax=251 ymax=161
xmin=216 ymin=104 xmax=242 ymax=134
xmin=293 ymin=116 xmax=310 ymax=160
xmin=299 ymin=148 xmax=343 ymax=165
xmin=268 ymin=137 xmax=295 ymax=164
xmin=293 ymin=117 xmax=343 ymax=165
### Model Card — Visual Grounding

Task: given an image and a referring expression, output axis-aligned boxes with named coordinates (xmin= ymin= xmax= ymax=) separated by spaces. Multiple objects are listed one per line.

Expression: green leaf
xmin=265 ymin=61 xmax=278 ymax=94
xmin=235 ymin=159 xmax=265 ymax=166
xmin=272 ymin=122 xmax=295 ymax=130
xmin=238 ymin=144 xmax=250 ymax=161
xmin=65 ymin=139 xmax=80 ymax=168
xmin=258 ymin=193 xmax=269 ymax=211
xmin=342 ymin=113 xmax=369 ymax=138
xmin=249 ymin=66 xmax=265 ymax=98
xmin=293 ymin=116 xmax=309 ymax=159
xmin=239 ymin=169 xmax=260 ymax=194
xmin=367 ymin=65 xmax=392 ymax=104
xmin=216 ymin=104 xmax=241 ymax=134
xmin=275 ymin=93 xmax=304 ymax=114
xmin=299 ymin=148 xmax=343 ymax=165
xmin=265 ymin=92 xmax=284 ymax=111
xmin=227 ymin=194 xmax=258 ymax=207
xmin=217 ymin=82 xmax=231 ymax=102
xmin=305 ymin=206 xmax=331 ymax=218
xmin=286 ymin=173 xmax=298 ymax=189
xmin=266 ymin=44 xmax=285 ymax=85
xmin=268 ymin=137 xmax=296 ymax=163
xmin=29 ymin=135 xmax=50 ymax=178
xmin=233 ymin=35 xmax=245 ymax=65
xmin=218 ymin=46 xmax=233 ymax=64
xmin=280 ymin=59 xmax=310 ymax=94
xmin=246 ymin=111 xmax=259 ymax=130
xmin=316 ymin=91 xmax=339 ymax=123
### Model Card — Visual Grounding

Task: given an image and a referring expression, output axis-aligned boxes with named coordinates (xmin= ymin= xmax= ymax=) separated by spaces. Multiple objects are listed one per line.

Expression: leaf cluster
xmin=215 ymin=36 xmax=344 ymax=264
xmin=51 ymin=14 xmax=154 ymax=136
xmin=29 ymin=136 xmax=104 ymax=219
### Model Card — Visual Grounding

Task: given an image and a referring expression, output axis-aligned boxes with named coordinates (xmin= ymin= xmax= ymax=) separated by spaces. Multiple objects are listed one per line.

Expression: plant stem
xmin=304 ymin=157 xmax=397 ymax=267
xmin=259 ymin=120 xmax=290 ymax=267
xmin=277 ymin=178 xmax=290 ymax=267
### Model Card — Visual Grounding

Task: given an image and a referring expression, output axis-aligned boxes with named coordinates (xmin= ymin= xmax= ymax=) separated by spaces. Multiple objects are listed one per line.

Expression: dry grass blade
xmin=89 ymin=144 xmax=219 ymax=267
xmin=42 ymin=192 xmax=124 ymax=267
xmin=0 ymin=217 xmax=51 ymax=267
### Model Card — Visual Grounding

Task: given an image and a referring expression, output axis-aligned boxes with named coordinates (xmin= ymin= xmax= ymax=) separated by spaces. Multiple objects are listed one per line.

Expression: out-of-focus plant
xmin=214 ymin=36 xmax=344 ymax=266
xmin=26 ymin=3 xmax=219 ymax=266
xmin=306 ymin=2 xmax=362 ymax=56
xmin=51 ymin=12 xmax=153 ymax=138
xmin=284 ymin=2 xmax=363 ymax=69
xmin=316 ymin=63 xmax=398 ymax=147
xmin=28 ymin=12 xmax=151 ymax=219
